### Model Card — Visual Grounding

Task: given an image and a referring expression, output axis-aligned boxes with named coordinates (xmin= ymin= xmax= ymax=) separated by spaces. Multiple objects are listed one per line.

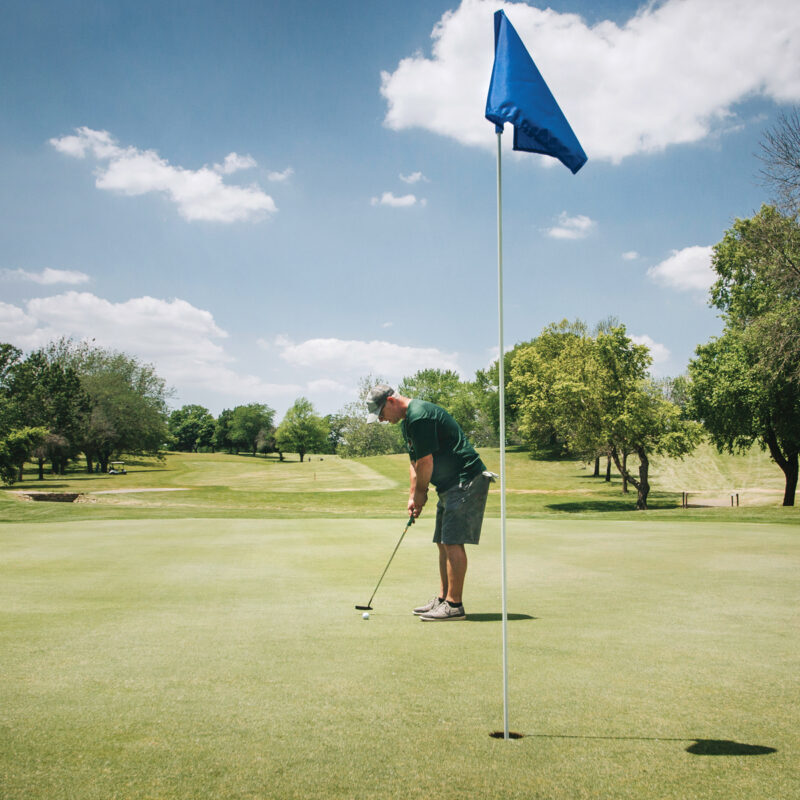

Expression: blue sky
xmin=2 ymin=0 xmax=798 ymax=420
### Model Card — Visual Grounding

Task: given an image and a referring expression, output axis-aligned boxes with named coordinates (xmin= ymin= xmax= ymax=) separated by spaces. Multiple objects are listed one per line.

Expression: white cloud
xmin=380 ymin=0 xmax=800 ymax=163
xmin=274 ymin=335 xmax=462 ymax=380
xmin=630 ymin=334 xmax=670 ymax=366
xmin=370 ymin=191 xmax=424 ymax=208
xmin=1 ymin=267 xmax=90 ymax=285
xmin=648 ymin=246 xmax=715 ymax=292
xmin=213 ymin=152 xmax=257 ymax=174
xmin=0 ymin=291 xmax=300 ymax=401
xmin=400 ymin=171 xmax=428 ymax=184
xmin=546 ymin=212 xmax=595 ymax=240
xmin=622 ymin=251 xmax=639 ymax=261
xmin=267 ymin=167 xmax=294 ymax=182
xmin=50 ymin=127 xmax=277 ymax=222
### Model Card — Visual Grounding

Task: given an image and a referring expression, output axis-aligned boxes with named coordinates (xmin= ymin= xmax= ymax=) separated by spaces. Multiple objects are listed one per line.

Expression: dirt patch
xmin=15 ymin=492 xmax=81 ymax=503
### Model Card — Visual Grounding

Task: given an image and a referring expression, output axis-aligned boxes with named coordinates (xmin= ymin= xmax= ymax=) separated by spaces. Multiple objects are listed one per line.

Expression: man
xmin=366 ymin=384 xmax=493 ymax=621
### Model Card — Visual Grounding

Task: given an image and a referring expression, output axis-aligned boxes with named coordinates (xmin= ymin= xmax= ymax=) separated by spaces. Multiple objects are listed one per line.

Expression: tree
xmin=214 ymin=409 xmax=235 ymax=453
xmin=758 ymin=106 xmax=800 ymax=214
xmin=0 ymin=345 xmax=88 ymax=477
xmin=168 ymin=405 xmax=216 ymax=452
xmin=43 ymin=340 xmax=170 ymax=473
xmin=511 ymin=322 xmax=702 ymax=509
xmin=0 ymin=427 xmax=48 ymax=485
xmin=335 ymin=375 xmax=404 ymax=458
xmin=275 ymin=398 xmax=329 ymax=462
xmin=229 ymin=403 xmax=275 ymax=456
xmin=689 ymin=206 xmax=800 ymax=505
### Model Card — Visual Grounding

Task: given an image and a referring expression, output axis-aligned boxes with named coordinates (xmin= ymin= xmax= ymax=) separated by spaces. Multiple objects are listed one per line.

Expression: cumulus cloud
xmin=648 ymin=245 xmax=715 ymax=292
xmin=400 ymin=171 xmax=428 ymax=184
xmin=0 ymin=291 xmax=298 ymax=400
xmin=622 ymin=251 xmax=639 ymax=261
xmin=1 ymin=267 xmax=90 ymax=285
xmin=630 ymin=334 xmax=671 ymax=366
xmin=546 ymin=212 xmax=595 ymax=239
xmin=380 ymin=0 xmax=800 ymax=163
xmin=50 ymin=127 xmax=277 ymax=222
xmin=267 ymin=167 xmax=294 ymax=182
xmin=370 ymin=191 xmax=425 ymax=208
xmin=213 ymin=152 xmax=257 ymax=174
xmin=272 ymin=335 xmax=462 ymax=380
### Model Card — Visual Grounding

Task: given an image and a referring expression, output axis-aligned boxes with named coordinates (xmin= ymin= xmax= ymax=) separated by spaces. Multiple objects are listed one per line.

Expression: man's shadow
xmin=467 ymin=613 xmax=536 ymax=622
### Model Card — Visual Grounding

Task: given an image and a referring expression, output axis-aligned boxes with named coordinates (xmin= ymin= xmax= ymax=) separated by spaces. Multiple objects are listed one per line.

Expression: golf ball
xmin=362 ymin=612 xmax=370 ymax=620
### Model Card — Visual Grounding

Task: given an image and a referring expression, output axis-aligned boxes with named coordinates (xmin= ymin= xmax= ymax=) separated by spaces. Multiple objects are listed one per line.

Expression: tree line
xmin=2 ymin=113 xmax=798 ymax=505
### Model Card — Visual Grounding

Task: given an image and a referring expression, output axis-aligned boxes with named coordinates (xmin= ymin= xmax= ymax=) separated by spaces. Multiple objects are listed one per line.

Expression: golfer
xmin=367 ymin=384 xmax=493 ymax=621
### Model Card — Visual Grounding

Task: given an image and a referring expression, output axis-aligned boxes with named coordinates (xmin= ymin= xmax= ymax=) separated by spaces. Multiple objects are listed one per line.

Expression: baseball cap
xmin=366 ymin=384 xmax=394 ymax=423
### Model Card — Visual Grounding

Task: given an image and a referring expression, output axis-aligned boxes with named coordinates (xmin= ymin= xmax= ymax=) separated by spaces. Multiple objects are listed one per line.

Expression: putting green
xmin=1 ymin=517 xmax=797 ymax=799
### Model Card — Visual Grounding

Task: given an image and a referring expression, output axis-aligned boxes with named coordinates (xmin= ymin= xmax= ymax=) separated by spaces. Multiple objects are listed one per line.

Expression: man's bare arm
xmin=409 ymin=454 xmax=433 ymax=517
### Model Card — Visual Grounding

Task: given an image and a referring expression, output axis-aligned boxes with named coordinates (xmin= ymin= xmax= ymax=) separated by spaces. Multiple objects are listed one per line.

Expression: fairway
xmin=2 ymin=517 xmax=797 ymax=799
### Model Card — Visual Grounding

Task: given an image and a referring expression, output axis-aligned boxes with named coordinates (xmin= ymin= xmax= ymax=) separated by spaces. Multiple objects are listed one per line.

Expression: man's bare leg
xmin=437 ymin=542 xmax=449 ymax=600
xmin=443 ymin=543 xmax=467 ymax=604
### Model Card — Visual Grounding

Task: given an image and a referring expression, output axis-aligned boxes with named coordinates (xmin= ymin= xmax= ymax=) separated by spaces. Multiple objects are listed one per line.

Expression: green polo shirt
xmin=401 ymin=399 xmax=485 ymax=493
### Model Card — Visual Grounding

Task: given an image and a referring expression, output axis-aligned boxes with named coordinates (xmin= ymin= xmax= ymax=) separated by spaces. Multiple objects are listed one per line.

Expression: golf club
xmin=355 ymin=515 xmax=415 ymax=611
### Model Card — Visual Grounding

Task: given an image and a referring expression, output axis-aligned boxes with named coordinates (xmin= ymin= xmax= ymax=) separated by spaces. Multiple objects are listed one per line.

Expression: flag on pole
xmin=483 ymin=8 xmax=586 ymax=741
xmin=485 ymin=9 xmax=587 ymax=174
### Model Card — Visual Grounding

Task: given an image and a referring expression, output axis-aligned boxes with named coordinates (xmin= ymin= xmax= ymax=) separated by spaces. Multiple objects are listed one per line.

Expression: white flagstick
xmin=495 ymin=129 xmax=510 ymax=741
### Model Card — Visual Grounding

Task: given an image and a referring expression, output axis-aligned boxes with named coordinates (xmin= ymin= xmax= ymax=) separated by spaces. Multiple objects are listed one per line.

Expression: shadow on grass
xmin=512 ymin=733 xmax=777 ymax=756
xmin=468 ymin=613 xmax=536 ymax=622
xmin=547 ymin=497 xmax=679 ymax=513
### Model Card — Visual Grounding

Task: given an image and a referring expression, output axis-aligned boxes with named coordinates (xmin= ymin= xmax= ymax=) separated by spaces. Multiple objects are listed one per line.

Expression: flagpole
xmin=495 ymin=129 xmax=510 ymax=741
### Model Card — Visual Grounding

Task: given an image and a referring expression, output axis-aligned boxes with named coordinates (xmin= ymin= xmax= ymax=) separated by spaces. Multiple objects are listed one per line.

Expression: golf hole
xmin=490 ymin=731 xmax=524 ymax=740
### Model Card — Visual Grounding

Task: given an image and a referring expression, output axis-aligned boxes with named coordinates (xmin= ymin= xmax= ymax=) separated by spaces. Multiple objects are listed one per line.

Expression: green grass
xmin=1 ymin=443 xmax=798 ymax=525
xmin=1 ymin=517 xmax=798 ymax=799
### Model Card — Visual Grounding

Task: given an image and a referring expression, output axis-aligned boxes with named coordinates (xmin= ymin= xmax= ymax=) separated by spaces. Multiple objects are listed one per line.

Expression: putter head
xmin=355 ymin=605 xmax=373 ymax=611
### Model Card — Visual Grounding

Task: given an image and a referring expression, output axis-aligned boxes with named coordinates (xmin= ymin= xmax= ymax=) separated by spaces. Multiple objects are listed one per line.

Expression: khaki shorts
xmin=433 ymin=471 xmax=494 ymax=546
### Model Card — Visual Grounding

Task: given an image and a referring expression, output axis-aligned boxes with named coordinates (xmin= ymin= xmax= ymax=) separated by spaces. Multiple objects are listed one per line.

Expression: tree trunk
xmin=86 ymin=455 xmax=94 ymax=474
xmin=636 ymin=448 xmax=650 ymax=510
xmin=593 ymin=456 xmax=600 ymax=477
xmin=764 ymin=424 xmax=798 ymax=506
xmin=622 ymin=452 xmax=629 ymax=494
xmin=610 ymin=446 xmax=648 ymax=509
xmin=605 ymin=456 xmax=611 ymax=482
xmin=38 ymin=457 xmax=45 ymax=480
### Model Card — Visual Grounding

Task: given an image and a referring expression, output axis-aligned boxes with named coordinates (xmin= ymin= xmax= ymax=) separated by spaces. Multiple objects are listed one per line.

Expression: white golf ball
xmin=362 ymin=612 xmax=370 ymax=620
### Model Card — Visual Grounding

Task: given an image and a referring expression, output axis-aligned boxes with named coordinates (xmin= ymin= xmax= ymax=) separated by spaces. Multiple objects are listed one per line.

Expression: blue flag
xmin=485 ymin=10 xmax=587 ymax=174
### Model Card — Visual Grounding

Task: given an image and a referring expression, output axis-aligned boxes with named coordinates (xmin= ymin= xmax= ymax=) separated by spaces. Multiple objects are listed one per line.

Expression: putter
xmin=355 ymin=515 xmax=415 ymax=611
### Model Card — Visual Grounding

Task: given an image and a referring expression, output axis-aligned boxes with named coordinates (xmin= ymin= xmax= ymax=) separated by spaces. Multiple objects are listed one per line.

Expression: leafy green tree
xmin=42 ymin=340 xmax=170 ymax=473
xmin=229 ymin=403 xmax=275 ymax=456
xmin=511 ymin=322 xmax=702 ymax=509
xmin=336 ymin=375 xmax=404 ymax=458
xmin=689 ymin=206 xmax=800 ymax=505
xmin=1 ymin=345 xmax=88 ymax=477
xmin=168 ymin=404 xmax=216 ymax=452
xmin=214 ymin=408 xmax=235 ymax=453
xmin=0 ymin=426 xmax=48 ymax=484
xmin=275 ymin=398 xmax=329 ymax=462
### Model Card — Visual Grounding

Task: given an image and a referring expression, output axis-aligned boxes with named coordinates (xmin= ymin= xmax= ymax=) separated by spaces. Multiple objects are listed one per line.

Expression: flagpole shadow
xmin=512 ymin=734 xmax=777 ymax=756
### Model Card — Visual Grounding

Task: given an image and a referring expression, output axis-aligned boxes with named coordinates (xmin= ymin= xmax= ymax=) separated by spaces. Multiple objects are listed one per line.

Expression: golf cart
xmin=108 ymin=461 xmax=127 ymax=475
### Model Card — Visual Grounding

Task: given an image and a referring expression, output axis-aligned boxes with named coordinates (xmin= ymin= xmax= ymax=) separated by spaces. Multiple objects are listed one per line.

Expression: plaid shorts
xmin=433 ymin=471 xmax=494 ymax=545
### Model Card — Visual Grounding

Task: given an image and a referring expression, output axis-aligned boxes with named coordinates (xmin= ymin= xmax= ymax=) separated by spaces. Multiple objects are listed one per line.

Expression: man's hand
xmin=409 ymin=488 xmax=428 ymax=518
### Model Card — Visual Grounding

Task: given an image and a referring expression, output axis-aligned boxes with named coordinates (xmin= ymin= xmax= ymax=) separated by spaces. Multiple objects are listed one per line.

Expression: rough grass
xmin=1 ymin=517 xmax=797 ymax=799
xmin=1 ymin=444 xmax=797 ymax=525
